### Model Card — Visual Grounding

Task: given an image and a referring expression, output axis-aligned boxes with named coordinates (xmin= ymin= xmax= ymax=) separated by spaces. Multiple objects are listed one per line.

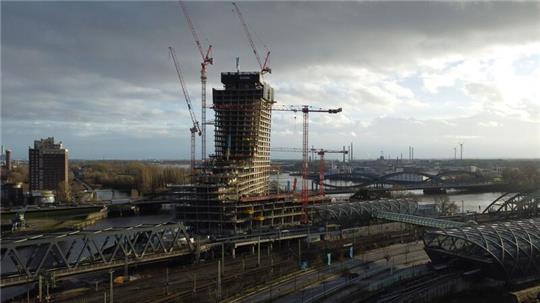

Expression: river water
xmin=270 ymin=173 xmax=503 ymax=212
xmin=88 ymin=184 xmax=502 ymax=229
xmin=414 ymin=191 xmax=503 ymax=212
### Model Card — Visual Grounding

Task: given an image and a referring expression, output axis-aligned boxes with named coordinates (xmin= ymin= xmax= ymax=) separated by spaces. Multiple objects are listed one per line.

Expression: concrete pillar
xmin=38 ymin=275 xmax=43 ymax=302
xmin=109 ymin=271 xmax=114 ymax=303
xmin=221 ymin=243 xmax=225 ymax=275
xmin=257 ymin=237 xmax=261 ymax=266
xmin=217 ymin=260 xmax=222 ymax=300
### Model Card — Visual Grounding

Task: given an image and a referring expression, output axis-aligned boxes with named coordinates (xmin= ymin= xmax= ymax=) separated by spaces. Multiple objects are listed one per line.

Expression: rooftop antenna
xmin=236 ymin=57 xmax=240 ymax=73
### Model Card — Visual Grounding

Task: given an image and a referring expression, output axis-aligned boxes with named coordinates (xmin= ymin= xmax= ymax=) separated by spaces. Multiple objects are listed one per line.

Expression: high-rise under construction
xmin=212 ymin=72 xmax=273 ymax=195
xmin=174 ymin=71 xmax=304 ymax=234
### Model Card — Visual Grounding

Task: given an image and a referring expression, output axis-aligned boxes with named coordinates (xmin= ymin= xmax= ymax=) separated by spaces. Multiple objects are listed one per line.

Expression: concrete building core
xmin=29 ymin=137 xmax=69 ymax=193
xmin=211 ymin=72 xmax=274 ymax=196
xmin=174 ymin=72 xmax=305 ymax=235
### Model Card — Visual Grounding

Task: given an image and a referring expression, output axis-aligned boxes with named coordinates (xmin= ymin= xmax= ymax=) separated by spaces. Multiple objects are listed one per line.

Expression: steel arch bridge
xmin=424 ymin=217 xmax=540 ymax=284
xmin=1 ymin=222 xmax=195 ymax=287
xmin=482 ymin=191 xmax=540 ymax=218
xmin=318 ymin=170 xmax=487 ymax=190
xmin=309 ymin=198 xmax=468 ymax=228
xmin=325 ymin=170 xmax=482 ymax=182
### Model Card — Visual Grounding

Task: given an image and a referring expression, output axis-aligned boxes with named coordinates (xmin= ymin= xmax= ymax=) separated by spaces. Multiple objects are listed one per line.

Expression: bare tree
xmin=434 ymin=196 xmax=458 ymax=216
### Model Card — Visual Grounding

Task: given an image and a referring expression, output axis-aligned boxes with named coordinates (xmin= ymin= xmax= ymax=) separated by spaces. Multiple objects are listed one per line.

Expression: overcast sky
xmin=2 ymin=1 xmax=539 ymax=160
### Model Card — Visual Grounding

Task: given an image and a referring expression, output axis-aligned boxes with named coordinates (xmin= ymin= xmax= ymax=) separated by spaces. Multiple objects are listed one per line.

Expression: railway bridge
xmin=317 ymin=170 xmax=499 ymax=194
xmin=2 ymin=192 xmax=538 ymax=288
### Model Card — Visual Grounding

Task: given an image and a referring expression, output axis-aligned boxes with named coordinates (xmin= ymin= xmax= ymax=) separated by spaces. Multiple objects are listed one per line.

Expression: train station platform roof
xmin=424 ymin=217 xmax=540 ymax=284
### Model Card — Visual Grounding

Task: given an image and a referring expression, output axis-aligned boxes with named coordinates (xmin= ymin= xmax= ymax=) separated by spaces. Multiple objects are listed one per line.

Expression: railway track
xmin=40 ymin=233 xmax=423 ymax=303
xmin=371 ymin=270 xmax=461 ymax=303
xmin=143 ymin=261 xmax=301 ymax=303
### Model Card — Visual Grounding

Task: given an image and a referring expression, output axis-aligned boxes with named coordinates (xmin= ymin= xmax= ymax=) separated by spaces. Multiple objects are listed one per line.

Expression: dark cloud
xmin=1 ymin=1 xmax=539 ymax=159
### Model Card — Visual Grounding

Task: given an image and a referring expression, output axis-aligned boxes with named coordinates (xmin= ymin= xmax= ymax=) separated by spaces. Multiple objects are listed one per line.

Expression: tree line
xmin=79 ymin=161 xmax=190 ymax=195
xmin=502 ymin=163 xmax=540 ymax=192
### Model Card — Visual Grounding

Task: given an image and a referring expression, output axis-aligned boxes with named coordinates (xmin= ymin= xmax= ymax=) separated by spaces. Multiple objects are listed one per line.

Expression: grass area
xmin=2 ymin=207 xmax=104 ymax=234
xmin=24 ymin=217 xmax=87 ymax=231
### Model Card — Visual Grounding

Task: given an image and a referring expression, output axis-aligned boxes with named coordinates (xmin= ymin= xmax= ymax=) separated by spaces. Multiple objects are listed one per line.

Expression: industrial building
xmin=175 ymin=72 xmax=308 ymax=234
xmin=1 ymin=146 xmax=13 ymax=182
xmin=29 ymin=137 xmax=69 ymax=194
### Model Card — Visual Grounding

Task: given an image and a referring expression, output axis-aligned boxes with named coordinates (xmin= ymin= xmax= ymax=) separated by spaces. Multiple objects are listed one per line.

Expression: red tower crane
xmin=232 ymin=2 xmax=271 ymax=74
xmin=168 ymin=46 xmax=202 ymax=176
xmin=178 ymin=1 xmax=213 ymax=162
xmin=271 ymin=147 xmax=348 ymax=196
xmin=272 ymin=106 xmax=342 ymax=222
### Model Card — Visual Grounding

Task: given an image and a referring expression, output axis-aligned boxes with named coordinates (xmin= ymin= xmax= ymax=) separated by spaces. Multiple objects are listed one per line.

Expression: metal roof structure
xmin=424 ymin=217 xmax=540 ymax=283
xmin=309 ymin=198 xmax=418 ymax=224
xmin=373 ymin=211 xmax=466 ymax=229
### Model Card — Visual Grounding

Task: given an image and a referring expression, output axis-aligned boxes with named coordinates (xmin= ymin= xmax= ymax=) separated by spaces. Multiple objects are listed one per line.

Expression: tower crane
xmin=271 ymin=147 xmax=348 ymax=196
xmin=232 ymin=2 xmax=271 ymax=74
xmin=272 ymin=106 xmax=342 ymax=222
xmin=168 ymin=46 xmax=202 ymax=176
xmin=178 ymin=1 xmax=213 ymax=162
xmin=210 ymin=102 xmax=342 ymax=221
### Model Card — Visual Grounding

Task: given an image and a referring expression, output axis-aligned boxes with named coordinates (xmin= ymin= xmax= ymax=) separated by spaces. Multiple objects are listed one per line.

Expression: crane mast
xmin=232 ymin=2 xmax=271 ymax=74
xmin=209 ymin=100 xmax=343 ymax=221
xmin=271 ymin=147 xmax=348 ymax=196
xmin=273 ymin=105 xmax=342 ymax=222
xmin=316 ymin=149 xmax=348 ymax=196
xmin=168 ymin=46 xmax=202 ymax=176
xmin=178 ymin=1 xmax=213 ymax=163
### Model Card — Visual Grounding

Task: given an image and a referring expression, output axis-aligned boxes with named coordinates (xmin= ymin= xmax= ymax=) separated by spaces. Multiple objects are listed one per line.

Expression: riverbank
xmin=1 ymin=206 xmax=106 ymax=235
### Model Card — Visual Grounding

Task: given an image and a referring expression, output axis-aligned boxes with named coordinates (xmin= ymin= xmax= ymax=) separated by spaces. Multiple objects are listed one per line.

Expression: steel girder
xmin=482 ymin=191 xmax=540 ymax=218
xmin=309 ymin=198 xmax=418 ymax=223
xmin=1 ymin=222 xmax=193 ymax=282
xmin=322 ymin=170 xmax=486 ymax=190
xmin=424 ymin=217 xmax=540 ymax=283
xmin=373 ymin=211 xmax=466 ymax=229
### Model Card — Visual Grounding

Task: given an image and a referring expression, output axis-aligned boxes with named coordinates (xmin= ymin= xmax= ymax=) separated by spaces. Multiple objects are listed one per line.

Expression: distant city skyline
xmin=2 ymin=2 xmax=539 ymax=160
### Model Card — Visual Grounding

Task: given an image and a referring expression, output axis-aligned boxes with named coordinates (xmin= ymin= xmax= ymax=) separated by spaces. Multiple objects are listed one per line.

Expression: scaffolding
xmin=174 ymin=72 xmax=314 ymax=235
xmin=173 ymin=184 xmax=304 ymax=234
xmin=212 ymin=72 xmax=274 ymax=196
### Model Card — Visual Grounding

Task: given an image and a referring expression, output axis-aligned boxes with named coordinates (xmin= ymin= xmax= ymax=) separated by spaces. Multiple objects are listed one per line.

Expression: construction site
xmin=169 ymin=3 xmax=342 ymax=235
xmin=2 ymin=2 xmax=540 ymax=303
xmin=172 ymin=70 xmax=333 ymax=234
